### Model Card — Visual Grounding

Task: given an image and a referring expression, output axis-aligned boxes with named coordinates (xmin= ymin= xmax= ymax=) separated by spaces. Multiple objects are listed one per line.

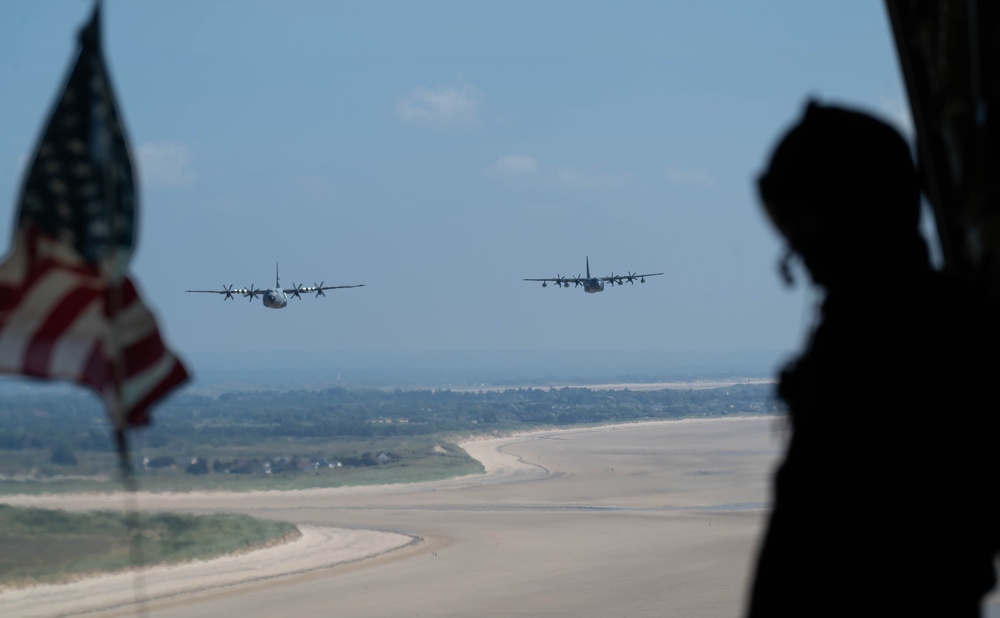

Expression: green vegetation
xmin=0 ymin=436 xmax=485 ymax=495
xmin=0 ymin=504 xmax=297 ymax=588
xmin=0 ymin=383 xmax=779 ymax=494
xmin=0 ymin=382 xmax=779 ymax=588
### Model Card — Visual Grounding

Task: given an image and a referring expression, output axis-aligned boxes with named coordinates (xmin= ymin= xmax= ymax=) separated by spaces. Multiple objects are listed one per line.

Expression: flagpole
xmin=114 ymin=426 xmax=149 ymax=618
xmin=83 ymin=3 xmax=149 ymax=614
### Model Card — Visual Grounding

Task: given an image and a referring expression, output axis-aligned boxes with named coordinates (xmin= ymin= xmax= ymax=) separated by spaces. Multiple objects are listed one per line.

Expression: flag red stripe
xmin=120 ymin=277 xmax=139 ymax=305
xmin=18 ymin=259 xmax=65 ymax=294
xmin=105 ymin=277 xmax=140 ymax=318
xmin=0 ymin=284 xmax=20 ymax=310
xmin=121 ymin=330 xmax=166 ymax=377
xmin=23 ymin=284 xmax=100 ymax=376
xmin=80 ymin=338 xmax=109 ymax=394
xmin=127 ymin=360 xmax=189 ymax=427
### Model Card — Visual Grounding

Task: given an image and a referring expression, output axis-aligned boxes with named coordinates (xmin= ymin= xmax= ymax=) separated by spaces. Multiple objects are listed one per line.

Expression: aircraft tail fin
xmin=586 ymin=256 xmax=590 ymax=278
xmin=276 ymin=262 xmax=279 ymax=288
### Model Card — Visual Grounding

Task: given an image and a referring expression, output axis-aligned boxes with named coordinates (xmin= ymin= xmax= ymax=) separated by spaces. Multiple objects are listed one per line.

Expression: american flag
xmin=0 ymin=3 xmax=188 ymax=430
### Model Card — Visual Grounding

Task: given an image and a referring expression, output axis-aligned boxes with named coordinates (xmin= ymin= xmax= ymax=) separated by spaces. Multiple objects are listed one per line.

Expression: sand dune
xmin=0 ymin=525 xmax=415 ymax=617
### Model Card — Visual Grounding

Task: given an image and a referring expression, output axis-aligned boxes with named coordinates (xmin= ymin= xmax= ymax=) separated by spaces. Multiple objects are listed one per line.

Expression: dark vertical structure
xmin=886 ymin=1 xmax=1000 ymax=294
xmin=744 ymin=7 xmax=1000 ymax=616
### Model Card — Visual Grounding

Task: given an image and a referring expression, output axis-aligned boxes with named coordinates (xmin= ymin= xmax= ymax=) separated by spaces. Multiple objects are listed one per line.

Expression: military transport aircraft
xmin=186 ymin=263 xmax=364 ymax=309
xmin=524 ymin=257 xmax=663 ymax=293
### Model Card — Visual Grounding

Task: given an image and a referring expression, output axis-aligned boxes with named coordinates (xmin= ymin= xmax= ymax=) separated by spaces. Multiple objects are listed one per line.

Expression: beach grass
xmin=0 ymin=504 xmax=298 ymax=589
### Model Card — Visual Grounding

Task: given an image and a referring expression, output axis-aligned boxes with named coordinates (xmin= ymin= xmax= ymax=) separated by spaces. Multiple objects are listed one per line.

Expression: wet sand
xmin=0 ymin=417 xmax=850 ymax=616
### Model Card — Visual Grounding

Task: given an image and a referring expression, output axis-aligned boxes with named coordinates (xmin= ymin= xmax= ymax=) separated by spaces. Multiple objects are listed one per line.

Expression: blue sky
xmin=0 ymin=1 xmax=912 ymax=377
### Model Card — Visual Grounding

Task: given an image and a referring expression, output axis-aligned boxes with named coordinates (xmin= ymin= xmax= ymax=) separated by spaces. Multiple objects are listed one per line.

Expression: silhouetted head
xmin=758 ymin=100 xmax=927 ymax=289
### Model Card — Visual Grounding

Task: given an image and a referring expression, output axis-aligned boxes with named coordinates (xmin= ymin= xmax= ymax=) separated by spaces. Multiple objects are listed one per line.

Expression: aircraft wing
xmin=282 ymin=284 xmax=365 ymax=293
xmin=321 ymin=284 xmax=365 ymax=291
xmin=523 ymin=276 xmax=584 ymax=286
xmin=185 ymin=285 xmax=257 ymax=300
xmin=600 ymin=272 xmax=664 ymax=284
xmin=282 ymin=283 xmax=365 ymax=298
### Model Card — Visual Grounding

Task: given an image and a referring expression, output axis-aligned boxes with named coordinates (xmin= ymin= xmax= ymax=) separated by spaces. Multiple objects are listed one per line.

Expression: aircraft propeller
xmin=623 ymin=271 xmax=638 ymax=284
xmin=608 ymin=272 xmax=617 ymax=286
xmin=553 ymin=275 xmax=567 ymax=288
xmin=574 ymin=275 xmax=582 ymax=287
xmin=222 ymin=284 xmax=236 ymax=300
xmin=290 ymin=283 xmax=305 ymax=299
xmin=246 ymin=284 xmax=257 ymax=301
xmin=313 ymin=282 xmax=326 ymax=297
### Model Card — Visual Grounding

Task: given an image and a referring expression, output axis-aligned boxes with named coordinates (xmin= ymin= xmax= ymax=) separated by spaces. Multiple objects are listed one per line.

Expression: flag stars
xmin=78 ymin=182 xmax=99 ymax=199
xmin=48 ymin=179 xmax=69 ymax=195
xmin=15 ymin=7 xmax=138 ymax=266
xmin=87 ymin=219 xmax=110 ymax=242
xmin=56 ymin=201 xmax=73 ymax=220
xmin=58 ymin=114 xmax=83 ymax=132
xmin=91 ymin=100 xmax=109 ymax=118
xmin=20 ymin=196 xmax=41 ymax=217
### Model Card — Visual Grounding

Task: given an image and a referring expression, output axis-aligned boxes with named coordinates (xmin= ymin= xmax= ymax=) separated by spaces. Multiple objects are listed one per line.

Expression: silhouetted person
xmin=746 ymin=101 xmax=1000 ymax=617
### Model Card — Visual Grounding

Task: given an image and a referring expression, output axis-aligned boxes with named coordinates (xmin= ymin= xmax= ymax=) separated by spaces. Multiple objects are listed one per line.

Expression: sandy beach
xmin=3 ymin=416 xmax=997 ymax=618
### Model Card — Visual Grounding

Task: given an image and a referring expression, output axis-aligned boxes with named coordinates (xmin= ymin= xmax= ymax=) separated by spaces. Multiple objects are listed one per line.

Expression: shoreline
xmin=435 ymin=377 xmax=776 ymax=393
xmin=0 ymin=525 xmax=421 ymax=616
xmin=0 ymin=416 xmax=783 ymax=617
xmin=0 ymin=415 xmax=780 ymax=506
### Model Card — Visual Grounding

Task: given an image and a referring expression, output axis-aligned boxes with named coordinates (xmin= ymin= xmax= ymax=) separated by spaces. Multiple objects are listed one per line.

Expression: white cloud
xmin=138 ymin=142 xmax=194 ymax=188
xmin=663 ymin=167 xmax=713 ymax=186
xmin=396 ymin=81 xmax=482 ymax=128
xmin=486 ymin=157 xmax=630 ymax=192
xmin=552 ymin=166 xmax=630 ymax=191
xmin=486 ymin=154 xmax=539 ymax=178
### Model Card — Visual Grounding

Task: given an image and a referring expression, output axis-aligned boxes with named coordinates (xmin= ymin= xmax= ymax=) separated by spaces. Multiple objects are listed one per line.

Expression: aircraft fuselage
xmin=187 ymin=263 xmax=364 ymax=307
xmin=583 ymin=279 xmax=605 ymax=293
xmin=262 ymin=289 xmax=288 ymax=309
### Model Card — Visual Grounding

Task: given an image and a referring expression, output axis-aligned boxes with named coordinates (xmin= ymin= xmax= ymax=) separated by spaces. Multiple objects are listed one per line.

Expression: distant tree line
xmin=0 ymin=383 xmax=782 ymax=456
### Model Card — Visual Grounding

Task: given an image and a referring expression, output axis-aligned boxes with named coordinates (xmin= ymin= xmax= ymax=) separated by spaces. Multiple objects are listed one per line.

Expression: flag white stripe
xmin=113 ymin=292 xmax=161 ymax=350
xmin=122 ymin=352 xmax=182 ymax=411
xmin=0 ymin=329 xmax=32 ymax=373
xmin=0 ymin=269 xmax=92 ymax=370
xmin=0 ymin=239 xmax=28 ymax=290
